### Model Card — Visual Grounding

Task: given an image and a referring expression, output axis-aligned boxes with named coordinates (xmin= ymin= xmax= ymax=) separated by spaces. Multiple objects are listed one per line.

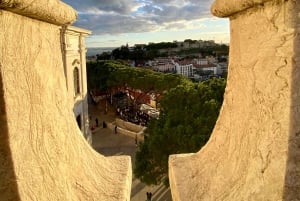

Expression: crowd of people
xmin=117 ymin=106 xmax=150 ymax=126
xmin=111 ymin=92 xmax=152 ymax=126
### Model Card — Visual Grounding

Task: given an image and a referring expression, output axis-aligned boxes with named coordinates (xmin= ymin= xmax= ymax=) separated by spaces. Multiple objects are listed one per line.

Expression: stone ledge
xmin=169 ymin=153 xmax=197 ymax=201
xmin=211 ymin=0 xmax=272 ymax=17
xmin=0 ymin=0 xmax=76 ymax=25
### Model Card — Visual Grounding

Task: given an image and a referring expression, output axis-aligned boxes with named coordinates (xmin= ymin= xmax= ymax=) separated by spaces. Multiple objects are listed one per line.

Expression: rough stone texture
xmin=169 ymin=0 xmax=300 ymax=200
xmin=0 ymin=0 xmax=77 ymax=25
xmin=0 ymin=2 xmax=131 ymax=201
xmin=211 ymin=0 xmax=272 ymax=17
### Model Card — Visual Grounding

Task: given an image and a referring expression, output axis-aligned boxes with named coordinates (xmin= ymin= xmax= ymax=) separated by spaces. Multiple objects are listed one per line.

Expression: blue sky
xmin=62 ymin=0 xmax=230 ymax=48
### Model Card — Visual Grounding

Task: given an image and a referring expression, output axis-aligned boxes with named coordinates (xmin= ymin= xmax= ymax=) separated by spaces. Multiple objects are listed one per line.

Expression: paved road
xmin=89 ymin=102 xmax=172 ymax=201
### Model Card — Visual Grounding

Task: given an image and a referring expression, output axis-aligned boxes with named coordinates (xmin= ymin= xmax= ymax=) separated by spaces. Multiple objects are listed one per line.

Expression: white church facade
xmin=61 ymin=26 xmax=92 ymax=144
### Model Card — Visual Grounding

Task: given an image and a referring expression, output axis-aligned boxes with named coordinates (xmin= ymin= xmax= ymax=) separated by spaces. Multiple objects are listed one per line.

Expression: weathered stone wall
xmin=0 ymin=1 xmax=131 ymax=200
xmin=169 ymin=0 xmax=300 ymax=200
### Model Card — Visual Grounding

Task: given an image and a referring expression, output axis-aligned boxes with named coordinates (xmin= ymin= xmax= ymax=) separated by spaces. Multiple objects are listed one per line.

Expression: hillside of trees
xmin=87 ymin=60 xmax=189 ymax=93
xmin=96 ymin=41 xmax=229 ymax=61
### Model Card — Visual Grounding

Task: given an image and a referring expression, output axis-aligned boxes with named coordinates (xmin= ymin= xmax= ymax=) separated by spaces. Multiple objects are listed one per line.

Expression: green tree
xmin=86 ymin=61 xmax=111 ymax=91
xmin=96 ymin=52 xmax=111 ymax=60
xmin=87 ymin=60 xmax=184 ymax=93
xmin=134 ymin=78 xmax=226 ymax=186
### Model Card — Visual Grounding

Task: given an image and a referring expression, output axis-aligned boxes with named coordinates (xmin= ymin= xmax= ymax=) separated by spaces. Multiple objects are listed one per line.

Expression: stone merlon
xmin=211 ymin=0 xmax=273 ymax=17
xmin=0 ymin=0 xmax=77 ymax=25
xmin=169 ymin=0 xmax=300 ymax=200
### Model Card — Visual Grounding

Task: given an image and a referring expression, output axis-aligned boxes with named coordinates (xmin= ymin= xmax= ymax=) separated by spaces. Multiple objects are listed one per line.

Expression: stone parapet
xmin=169 ymin=0 xmax=300 ymax=200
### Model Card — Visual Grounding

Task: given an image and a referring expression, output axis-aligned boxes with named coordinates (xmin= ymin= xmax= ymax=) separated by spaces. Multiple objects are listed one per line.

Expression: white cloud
xmin=74 ymin=13 xmax=159 ymax=35
xmin=63 ymin=0 xmax=216 ymax=35
xmin=64 ymin=0 xmax=141 ymax=14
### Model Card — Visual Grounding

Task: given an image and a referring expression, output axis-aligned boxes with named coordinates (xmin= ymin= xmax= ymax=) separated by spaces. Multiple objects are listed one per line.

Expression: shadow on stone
xmin=130 ymin=180 xmax=147 ymax=198
xmin=0 ymin=67 xmax=21 ymax=201
xmin=155 ymin=188 xmax=171 ymax=201
xmin=283 ymin=1 xmax=300 ymax=200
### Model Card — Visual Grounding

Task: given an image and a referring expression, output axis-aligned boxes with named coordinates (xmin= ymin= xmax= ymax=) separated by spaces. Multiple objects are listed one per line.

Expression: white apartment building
xmin=61 ymin=26 xmax=92 ymax=144
xmin=154 ymin=63 xmax=175 ymax=72
xmin=194 ymin=58 xmax=209 ymax=65
xmin=197 ymin=64 xmax=218 ymax=75
xmin=175 ymin=62 xmax=194 ymax=77
xmin=149 ymin=57 xmax=176 ymax=72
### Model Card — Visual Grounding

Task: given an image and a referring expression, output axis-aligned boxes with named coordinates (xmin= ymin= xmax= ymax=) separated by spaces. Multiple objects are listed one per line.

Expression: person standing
xmin=135 ymin=135 xmax=138 ymax=146
xmin=146 ymin=192 xmax=152 ymax=201
xmin=95 ymin=118 xmax=99 ymax=127
xmin=114 ymin=125 xmax=117 ymax=134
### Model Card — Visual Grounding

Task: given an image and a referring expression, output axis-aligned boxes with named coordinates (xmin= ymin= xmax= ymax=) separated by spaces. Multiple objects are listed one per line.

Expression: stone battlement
xmin=1 ymin=0 xmax=299 ymax=200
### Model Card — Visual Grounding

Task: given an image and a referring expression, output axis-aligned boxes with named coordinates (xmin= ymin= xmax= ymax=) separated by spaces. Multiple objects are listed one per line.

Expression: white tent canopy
xmin=139 ymin=104 xmax=160 ymax=119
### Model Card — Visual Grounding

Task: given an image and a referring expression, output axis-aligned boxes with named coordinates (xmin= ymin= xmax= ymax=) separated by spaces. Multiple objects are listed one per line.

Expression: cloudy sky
xmin=62 ymin=0 xmax=229 ymax=48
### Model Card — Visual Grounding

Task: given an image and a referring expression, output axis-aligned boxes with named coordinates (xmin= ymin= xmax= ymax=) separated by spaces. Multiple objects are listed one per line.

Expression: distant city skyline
xmin=62 ymin=0 xmax=230 ymax=48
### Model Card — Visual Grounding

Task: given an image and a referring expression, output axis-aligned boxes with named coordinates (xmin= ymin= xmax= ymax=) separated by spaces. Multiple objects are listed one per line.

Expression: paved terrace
xmin=89 ymin=101 xmax=172 ymax=201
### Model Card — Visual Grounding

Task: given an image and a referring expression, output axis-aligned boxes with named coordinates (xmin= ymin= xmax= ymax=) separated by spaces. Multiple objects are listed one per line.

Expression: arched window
xmin=73 ymin=67 xmax=80 ymax=95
